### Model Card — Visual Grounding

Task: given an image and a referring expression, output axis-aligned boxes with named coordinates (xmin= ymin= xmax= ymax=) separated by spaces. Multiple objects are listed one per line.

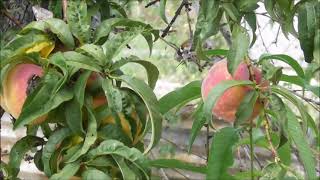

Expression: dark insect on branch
xmin=145 ymin=0 xmax=160 ymax=8
xmin=161 ymin=0 xmax=191 ymax=38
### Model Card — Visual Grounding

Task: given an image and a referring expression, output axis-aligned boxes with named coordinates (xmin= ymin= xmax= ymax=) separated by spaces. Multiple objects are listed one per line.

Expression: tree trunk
xmin=0 ymin=0 xmax=34 ymax=33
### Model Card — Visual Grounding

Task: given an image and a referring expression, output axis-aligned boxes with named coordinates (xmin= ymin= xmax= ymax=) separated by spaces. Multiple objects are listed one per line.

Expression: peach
xmin=201 ymin=59 xmax=265 ymax=123
xmin=1 ymin=63 xmax=44 ymax=123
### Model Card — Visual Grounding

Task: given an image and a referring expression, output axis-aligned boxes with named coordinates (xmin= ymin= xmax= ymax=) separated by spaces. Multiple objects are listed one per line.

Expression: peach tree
xmin=0 ymin=0 xmax=319 ymax=179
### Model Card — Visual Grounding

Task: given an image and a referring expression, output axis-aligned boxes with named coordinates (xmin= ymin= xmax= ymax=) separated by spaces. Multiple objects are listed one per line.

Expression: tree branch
xmin=62 ymin=0 xmax=67 ymax=21
xmin=161 ymin=0 xmax=190 ymax=38
xmin=145 ymin=0 xmax=160 ymax=8
xmin=1 ymin=9 xmax=22 ymax=28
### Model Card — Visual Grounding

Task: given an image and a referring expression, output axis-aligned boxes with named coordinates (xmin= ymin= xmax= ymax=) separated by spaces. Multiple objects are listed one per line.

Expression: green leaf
xmin=77 ymin=44 xmax=106 ymax=64
xmin=222 ymin=3 xmax=241 ymax=22
xmin=227 ymin=25 xmax=250 ymax=75
xmin=298 ymin=1 xmax=317 ymax=63
xmin=98 ymin=124 xmax=132 ymax=145
xmin=111 ymin=56 xmax=159 ymax=89
xmin=84 ymin=156 xmax=115 ymax=167
xmin=314 ymin=29 xmax=320 ymax=63
xmin=14 ymin=75 xmax=73 ymax=129
xmin=45 ymin=18 xmax=75 ymax=49
xmin=113 ymin=75 xmax=162 ymax=153
xmin=286 ymin=107 xmax=316 ymax=179
xmin=109 ymin=2 xmax=127 ymax=18
xmin=261 ymin=61 xmax=283 ymax=84
xmin=235 ymin=90 xmax=259 ymax=126
xmin=95 ymin=18 xmax=121 ymax=43
xmin=159 ymin=0 xmax=168 ymax=24
xmin=82 ymin=168 xmax=111 ymax=180
xmin=49 ymin=161 xmax=80 ymax=180
xmin=9 ymin=136 xmax=44 ymax=177
xmin=65 ymin=71 xmax=91 ymax=135
xmin=236 ymin=0 xmax=259 ymax=12
xmin=48 ymin=0 xmax=62 ymax=18
xmin=20 ymin=20 xmax=47 ymax=34
xmin=112 ymin=155 xmax=139 ymax=180
xmin=63 ymin=51 xmax=102 ymax=72
xmin=192 ymin=0 xmax=220 ymax=48
xmin=207 ymin=127 xmax=239 ymax=179
xmin=279 ymin=75 xmax=320 ymax=97
xmin=102 ymin=78 xmax=123 ymax=112
xmin=204 ymin=80 xmax=255 ymax=123
xmin=271 ymin=86 xmax=319 ymax=142
xmin=244 ymin=12 xmax=257 ymax=47
xmin=204 ymin=49 xmax=228 ymax=57
xmin=87 ymin=139 xmax=146 ymax=165
xmin=48 ymin=52 xmax=70 ymax=92
xmin=102 ymin=29 xmax=143 ymax=62
xmin=188 ymin=102 xmax=206 ymax=152
xmin=277 ymin=142 xmax=291 ymax=166
xmin=67 ymin=106 xmax=97 ymax=162
xmin=158 ymin=80 xmax=201 ymax=114
xmin=34 ymin=150 xmax=44 ymax=171
xmin=259 ymin=54 xmax=305 ymax=78
xmin=146 ymin=159 xmax=207 ymax=174
xmin=264 ymin=0 xmax=277 ymax=21
xmin=42 ymin=128 xmax=72 ymax=176
xmin=67 ymin=0 xmax=90 ymax=44
xmin=95 ymin=18 xmax=158 ymax=52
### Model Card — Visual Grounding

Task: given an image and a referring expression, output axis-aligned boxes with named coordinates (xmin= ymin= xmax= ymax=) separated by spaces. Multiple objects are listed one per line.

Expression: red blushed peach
xmin=1 ymin=63 xmax=44 ymax=123
xmin=201 ymin=59 xmax=265 ymax=123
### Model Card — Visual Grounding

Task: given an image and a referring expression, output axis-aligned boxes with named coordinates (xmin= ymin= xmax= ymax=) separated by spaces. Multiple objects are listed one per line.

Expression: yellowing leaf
xmin=101 ymin=113 xmax=133 ymax=140
xmin=25 ymin=41 xmax=55 ymax=58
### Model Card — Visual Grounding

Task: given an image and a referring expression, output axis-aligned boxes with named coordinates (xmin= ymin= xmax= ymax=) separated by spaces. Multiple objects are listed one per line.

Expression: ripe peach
xmin=0 ymin=63 xmax=44 ymax=123
xmin=201 ymin=59 xmax=265 ymax=123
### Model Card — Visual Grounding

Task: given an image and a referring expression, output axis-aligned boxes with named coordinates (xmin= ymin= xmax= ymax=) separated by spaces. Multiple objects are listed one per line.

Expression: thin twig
xmin=239 ymin=133 xmax=263 ymax=169
xmin=255 ymin=12 xmax=276 ymax=21
xmin=150 ymin=151 xmax=169 ymax=180
xmin=62 ymin=0 xmax=67 ymax=21
xmin=161 ymin=0 xmax=190 ymax=38
xmin=1 ymin=9 xmax=22 ymax=28
xmin=257 ymin=22 xmax=269 ymax=52
xmin=145 ymin=0 xmax=160 ymax=8
xmin=271 ymin=25 xmax=281 ymax=45
xmin=161 ymin=136 xmax=207 ymax=161
xmin=264 ymin=111 xmax=280 ymax=163
xmin=249 ymin=124 xmax=254 ymax=180
xmin=185 ymin=3 xmax=193 ymax=42
xmin=160 ymin=37 xmax=179 ymax=51
xmin=288 ymin=88 xmax=320 ymax=106
xmin=206 ymin=123 xmax=210 ymax=163
xmin=172 ymin=168 xmax=191 ymax=180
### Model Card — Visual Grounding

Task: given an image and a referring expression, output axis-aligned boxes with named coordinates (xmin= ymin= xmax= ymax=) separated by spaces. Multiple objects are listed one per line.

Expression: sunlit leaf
xmin=298 ymin=1 xmax=317 ymax=63
xmin=227 ymin=25 xmax=250 ymax=75
xmin=67 ymin=106 xmax=97 ymax=162
xmin=159 ymin=80 xmax=201 ymax=114
xmin=42 ymin=128 xmax=72 ymax=176
xmin=102 ymin=78 xmax=123 ymax=112
xmin=146 ymin=159 xmax=207 ymax=174
xmin=67 ymin=0 xmax=90 ymax=44
xmin=235 ymin=90 xmax=259 ymax=126
xmin=286 ymin=107 xmax=316 ymax=179
xmin=82 ymin=168 xmax=111 ymax=180
xmin=50 ymin=161 xmax=80 ymax=180
xmin=111 ymin=56 xmax=159 ymax=89
xmin=207 ymin=127 xmax=239 ymax=179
